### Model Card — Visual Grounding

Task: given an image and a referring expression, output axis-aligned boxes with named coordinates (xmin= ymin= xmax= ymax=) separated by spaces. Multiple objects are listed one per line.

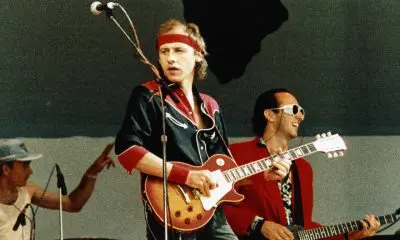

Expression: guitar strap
xmin=292 ymin=162 xmax=304 ymax=226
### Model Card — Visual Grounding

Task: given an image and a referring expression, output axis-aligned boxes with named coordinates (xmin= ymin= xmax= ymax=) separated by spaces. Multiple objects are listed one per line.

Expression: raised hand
xmin=85 ymin=143 xmax=115 ymax=177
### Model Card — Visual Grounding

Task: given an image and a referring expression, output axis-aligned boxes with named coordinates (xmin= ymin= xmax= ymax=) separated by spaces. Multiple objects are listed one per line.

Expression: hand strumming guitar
xmin=185 ymin=169 xmax=217 ymax=197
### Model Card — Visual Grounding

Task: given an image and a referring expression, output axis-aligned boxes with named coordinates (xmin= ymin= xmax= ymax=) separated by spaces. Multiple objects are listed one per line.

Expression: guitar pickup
xmin=177 ymin=185 xmax=191 ymax=204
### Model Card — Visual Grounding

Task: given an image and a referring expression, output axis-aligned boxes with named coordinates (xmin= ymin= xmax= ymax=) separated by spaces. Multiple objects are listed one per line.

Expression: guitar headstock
xmin=313 ymin=132 xmax=347 ymax=158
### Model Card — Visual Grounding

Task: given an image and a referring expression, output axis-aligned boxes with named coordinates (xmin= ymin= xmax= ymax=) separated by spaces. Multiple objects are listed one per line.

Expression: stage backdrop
xmin=1 ymin=0 xmax=399 ymax=239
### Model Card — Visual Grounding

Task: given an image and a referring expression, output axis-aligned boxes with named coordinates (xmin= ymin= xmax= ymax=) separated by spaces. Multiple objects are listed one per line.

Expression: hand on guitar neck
xmin=347 ymin=215 xmax=380 ymax=240
xmin=256 ymin=214 xmax=380 ymax=240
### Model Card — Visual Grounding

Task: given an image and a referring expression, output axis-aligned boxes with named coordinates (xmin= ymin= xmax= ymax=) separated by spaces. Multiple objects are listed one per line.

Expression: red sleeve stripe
xmin=117 ymin=145 xmax=148 ymax=174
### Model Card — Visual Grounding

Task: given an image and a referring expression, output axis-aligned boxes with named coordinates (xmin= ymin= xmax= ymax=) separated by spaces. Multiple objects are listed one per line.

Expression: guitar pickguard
xmin=200 ymin=170 xmax=233 ymax=211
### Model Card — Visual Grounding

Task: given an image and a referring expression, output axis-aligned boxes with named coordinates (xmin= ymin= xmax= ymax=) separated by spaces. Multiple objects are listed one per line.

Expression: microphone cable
xmin=28 ymin=204 xmax=36 ymax=240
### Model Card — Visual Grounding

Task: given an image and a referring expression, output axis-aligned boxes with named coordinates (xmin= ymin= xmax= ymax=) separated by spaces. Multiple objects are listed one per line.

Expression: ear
xmin=264 ymin=109 xmax=276 ymax=123
xmin=1 ymin=164 xmax=11 ymax=176
xmin=195 ymin=52 xmax=203 ymax=63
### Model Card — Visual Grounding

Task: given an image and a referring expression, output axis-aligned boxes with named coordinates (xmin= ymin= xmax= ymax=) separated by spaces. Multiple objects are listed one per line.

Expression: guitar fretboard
xmin=296 ymin=214 xmax=397 ymax=240
xmin=222 ymin=142 xmax=317 ymax=183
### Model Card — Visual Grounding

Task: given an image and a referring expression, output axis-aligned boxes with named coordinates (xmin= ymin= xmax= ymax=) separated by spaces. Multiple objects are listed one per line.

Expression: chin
xmin=289 ymin=131 xmax=298 ymax=139
xmin=164 ymin=73 xmax=181 ymax=81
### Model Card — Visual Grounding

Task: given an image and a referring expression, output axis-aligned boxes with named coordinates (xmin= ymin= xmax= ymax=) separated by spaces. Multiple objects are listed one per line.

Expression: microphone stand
xmin=94 ymin=5 xmax=181 ymax=240
xmin=56 ymin=164 xmax=67 ymax=240
xmin=58 ymin=188 xmax=63 ymax=240
xmin=158 ymin=79 xmax=180 ymax=240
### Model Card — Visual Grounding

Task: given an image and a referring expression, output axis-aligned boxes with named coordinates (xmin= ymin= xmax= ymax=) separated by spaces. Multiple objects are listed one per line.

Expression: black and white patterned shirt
xmin=278 ymin=174 xmax=293 ymax=225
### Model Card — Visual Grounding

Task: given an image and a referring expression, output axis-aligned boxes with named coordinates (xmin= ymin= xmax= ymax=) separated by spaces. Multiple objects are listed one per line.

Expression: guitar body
xmin=144 ymin=154 xmax=244 ymax=232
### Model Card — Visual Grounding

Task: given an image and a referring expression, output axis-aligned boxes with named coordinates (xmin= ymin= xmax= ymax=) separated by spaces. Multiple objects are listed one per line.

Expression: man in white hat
xmin=0 ymin=139 xmax=114 ymax=240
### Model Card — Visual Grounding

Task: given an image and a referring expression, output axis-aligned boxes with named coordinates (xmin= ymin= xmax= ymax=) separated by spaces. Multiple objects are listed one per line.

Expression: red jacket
xmin=223 ymin=137 xmax=343 ymax=240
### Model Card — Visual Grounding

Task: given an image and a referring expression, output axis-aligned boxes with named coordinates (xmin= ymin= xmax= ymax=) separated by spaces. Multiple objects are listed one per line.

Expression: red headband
xmin=156 ymin=34 xmax=202 ymax=52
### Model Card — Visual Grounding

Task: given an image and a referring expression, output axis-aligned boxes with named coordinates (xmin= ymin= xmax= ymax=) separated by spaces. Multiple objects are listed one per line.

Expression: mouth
xmin=167 ymin=67 xmax=180 ymax=72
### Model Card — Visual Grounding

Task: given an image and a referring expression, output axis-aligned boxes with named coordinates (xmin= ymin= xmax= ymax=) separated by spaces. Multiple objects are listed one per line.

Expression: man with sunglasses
xmin=223 ymin=88 xmax=380 ymax=240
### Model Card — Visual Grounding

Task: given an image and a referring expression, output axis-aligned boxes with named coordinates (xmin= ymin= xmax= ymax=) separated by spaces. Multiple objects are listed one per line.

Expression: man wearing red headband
xmin=115 ymin=19 xmax=238 ymax=240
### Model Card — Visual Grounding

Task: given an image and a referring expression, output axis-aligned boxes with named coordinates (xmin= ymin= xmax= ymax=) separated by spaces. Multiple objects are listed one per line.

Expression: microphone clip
xmin=55 ymin=164 xmax=68 ymax=196
xmin=90 ymin=1 xmax=119 ymax=18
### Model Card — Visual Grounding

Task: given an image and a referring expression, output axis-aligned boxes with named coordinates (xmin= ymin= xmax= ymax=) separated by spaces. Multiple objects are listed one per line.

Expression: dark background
xmin=1 ymin=0 xmax=399 ymax=138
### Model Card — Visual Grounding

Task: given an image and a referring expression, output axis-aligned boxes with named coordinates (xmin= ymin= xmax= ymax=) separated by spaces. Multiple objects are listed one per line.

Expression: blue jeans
xmin=145 ymin=205 xmax=238 ymax=240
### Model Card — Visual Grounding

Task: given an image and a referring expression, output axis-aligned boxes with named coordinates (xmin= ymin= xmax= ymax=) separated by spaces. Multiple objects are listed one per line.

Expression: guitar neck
xmin=223 ymin=142 xmax=318 ymax=183
xmin=296 ymin=214 xmax=397 ymax=240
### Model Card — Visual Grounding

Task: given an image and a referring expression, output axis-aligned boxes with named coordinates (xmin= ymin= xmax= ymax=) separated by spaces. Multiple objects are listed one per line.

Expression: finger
xmin=101 ymin=143 xmax=115 ymax=157
xmin=360 ymin=219 xmax=369 ymax=230
xmin=107 ymin=157 xmax=116 ymax=168
xmin=201 ymin=182 xmax=210 ymax=197
xmin=279 ymin=159 xmax=292 ymax=170
xmin=273 ymin=160 xmax=288 ymax=171
xmin=106 ymin=160 xmax=115 ymax=169
xmin=275 ymin=169 xmax=288 ymax=178
xmin=285 ymin=230 xmax=294 ymax=240
xmin=277 ymin=230 xmax=291 ymax=240
xmin=205 ymin=175 xmax=217 ymax=189
xmin=273 ymin=163 xmax=288 ymax=175
xmin=367 ymin=215 xmax=380 ymax=228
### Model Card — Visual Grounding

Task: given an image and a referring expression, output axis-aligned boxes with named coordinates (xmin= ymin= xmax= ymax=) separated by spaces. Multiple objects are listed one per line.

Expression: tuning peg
xmin=321 ymin=133 xmax=327 ymax=138
xmin=338 ymin=151 xmax=344 ymax=157
xmin=316 ymin=134 xmax=321 ymax=139
xmin=333 ymin=152 xmax=338 ymax=158
xmin=327 ymin=131 xmax=332 ymax=136
xmin=327 ymin=152 xmax=333 ymax=158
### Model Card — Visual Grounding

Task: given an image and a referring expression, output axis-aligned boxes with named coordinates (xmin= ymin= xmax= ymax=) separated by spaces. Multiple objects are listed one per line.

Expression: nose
xmin=296 ymin=112 xmax=305 ymax=121
xmin=166 ymin=52 xmax=176 ymax=64
xmin=27 ymin=166 xmax=33 ymax=176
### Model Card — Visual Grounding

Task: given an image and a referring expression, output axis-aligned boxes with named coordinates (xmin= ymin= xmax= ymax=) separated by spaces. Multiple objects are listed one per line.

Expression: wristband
xmin=168 ymin=164 xmax=190 ymax=185
xmin=254 ymin=218 xmax=265 ymax=237
xmin=85 ymin=173 xmax=97 ymax=180
xmin=248 ymin=216 xmax=265 ymax=238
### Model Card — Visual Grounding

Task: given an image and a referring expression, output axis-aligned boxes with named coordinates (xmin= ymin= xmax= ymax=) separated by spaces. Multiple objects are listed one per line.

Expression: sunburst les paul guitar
xmin=144 ymin=133 xmax=347 ymax=232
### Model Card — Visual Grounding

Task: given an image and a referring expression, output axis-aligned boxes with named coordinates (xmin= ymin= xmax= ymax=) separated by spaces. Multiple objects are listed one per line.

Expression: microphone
xmin=12 ymin=203 xmax=30 ymax=231
xmin=90 ymin=1 xmax=119 ymax=15
xmin=55 ymin=164 xmax=68 ymax=196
